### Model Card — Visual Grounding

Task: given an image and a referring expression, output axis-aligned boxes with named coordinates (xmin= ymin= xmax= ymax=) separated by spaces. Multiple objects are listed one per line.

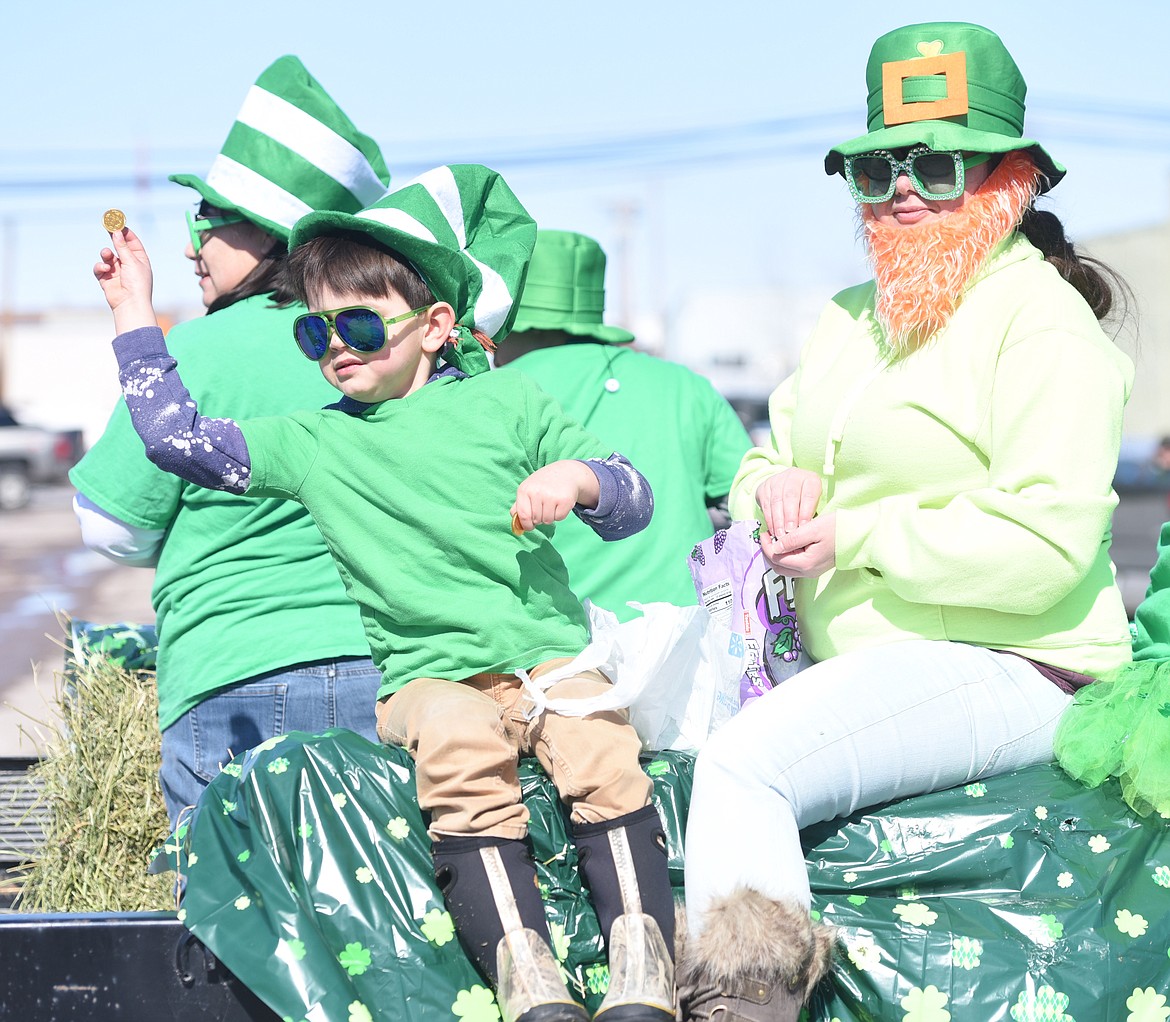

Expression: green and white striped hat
xmin=170 ymin=55 xmax=390 ymax=242
xmin=289 ymin=164 xmax=537 ymax=372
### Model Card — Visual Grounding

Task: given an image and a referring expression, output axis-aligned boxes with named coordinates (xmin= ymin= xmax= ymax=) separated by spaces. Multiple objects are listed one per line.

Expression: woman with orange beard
xmin=676 ymin=22 xmax=1133 ymax=1022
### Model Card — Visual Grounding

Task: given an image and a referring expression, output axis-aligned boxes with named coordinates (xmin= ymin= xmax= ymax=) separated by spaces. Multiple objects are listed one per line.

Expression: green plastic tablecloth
xmin=148 ymin=728 xmax=1170 ymax=1022
xmin=65 ymin=620 xmax=158 ymax=677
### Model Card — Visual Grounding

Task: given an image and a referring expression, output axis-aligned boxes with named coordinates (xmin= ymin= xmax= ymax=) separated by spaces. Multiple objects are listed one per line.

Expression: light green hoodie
xmin=731 ymin=234 xmax=1134 ymax=677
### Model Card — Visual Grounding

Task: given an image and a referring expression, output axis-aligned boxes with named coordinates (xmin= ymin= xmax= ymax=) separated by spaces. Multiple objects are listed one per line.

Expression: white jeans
xmin=683 ymin=640 xmax=1072 ymax=931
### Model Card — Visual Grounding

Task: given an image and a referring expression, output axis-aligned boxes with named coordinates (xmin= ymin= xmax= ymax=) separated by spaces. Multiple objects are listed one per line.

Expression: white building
xmin=0 ymin=303 xmax=200 ymax=446
xmin=1083 ymin=220 xmax=1170 ymax=442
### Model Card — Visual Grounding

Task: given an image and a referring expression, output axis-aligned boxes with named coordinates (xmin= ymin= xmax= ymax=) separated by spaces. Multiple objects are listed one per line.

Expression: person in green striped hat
xmin=171 ymin=55 xmax=389 ymax=235
xmin=170 ymin=54 xmax=391 ymax=312
xmin=93 ymin=163 xmax=677 ymax=1022
xmin=71 ymin=55 xmax=391 ymax=829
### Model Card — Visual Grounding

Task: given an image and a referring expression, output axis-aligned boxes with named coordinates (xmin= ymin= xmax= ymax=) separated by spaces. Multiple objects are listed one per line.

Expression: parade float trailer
xmin=1 ymin=623 xmax=1168 ymax=1022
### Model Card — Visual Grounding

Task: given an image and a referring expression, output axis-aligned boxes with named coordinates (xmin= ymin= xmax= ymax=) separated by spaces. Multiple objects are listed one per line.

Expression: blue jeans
xmin=683 ymin=640 xmax=1072 ymax=930
xmin=159 ymin=657 xmax=383 ymax=828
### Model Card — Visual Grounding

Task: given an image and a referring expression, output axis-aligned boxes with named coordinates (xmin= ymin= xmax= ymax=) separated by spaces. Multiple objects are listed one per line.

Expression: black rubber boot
xmin=433 ymin=835 xmax=588 ymax=1022
xmin=573 ymin=806 xmax=676 ymax=1022
xmin=574 ymin=805 xmax=676 ymax=954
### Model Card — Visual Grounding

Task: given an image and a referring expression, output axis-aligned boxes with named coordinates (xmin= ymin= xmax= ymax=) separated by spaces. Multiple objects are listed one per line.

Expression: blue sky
xmin=5 ymin=0 xmax=1170 ymax=336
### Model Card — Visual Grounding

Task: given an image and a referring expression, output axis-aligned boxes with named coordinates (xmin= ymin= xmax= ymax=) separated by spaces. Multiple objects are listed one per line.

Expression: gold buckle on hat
xmin=882 ymin=51 xmax=969 ymax=126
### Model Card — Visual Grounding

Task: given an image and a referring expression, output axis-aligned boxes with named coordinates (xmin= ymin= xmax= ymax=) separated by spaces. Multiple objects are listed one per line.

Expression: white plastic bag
xmin=517 ymin=600 xmax=745 ymax=753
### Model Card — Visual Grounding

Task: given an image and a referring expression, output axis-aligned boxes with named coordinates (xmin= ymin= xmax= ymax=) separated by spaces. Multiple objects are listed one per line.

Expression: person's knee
xmin=543 ymin=672 xmax=613 ymax=702
xmin=694 ymin=722 xmax=747 ymax=785
xmin=419 ymin=706 xmax=504 ymax=765
xmin=382 ymin=679 xmax=498 ymax=747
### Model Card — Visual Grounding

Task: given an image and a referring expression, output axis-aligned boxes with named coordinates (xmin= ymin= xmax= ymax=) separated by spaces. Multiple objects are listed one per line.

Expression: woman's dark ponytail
xmin=1018 ymin=206 xmax=1132 ymax=325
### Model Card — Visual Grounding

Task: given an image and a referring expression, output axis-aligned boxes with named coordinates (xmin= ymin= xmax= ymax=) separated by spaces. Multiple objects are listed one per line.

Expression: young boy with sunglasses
xmin=94 ymin=165 xmax=676 ymax=1022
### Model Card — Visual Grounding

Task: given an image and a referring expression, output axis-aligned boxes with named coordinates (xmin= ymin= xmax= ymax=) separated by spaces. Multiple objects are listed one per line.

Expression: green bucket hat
xmin=170 ymin=55 xmax=391 ymax=242
xmin=825 ymin=22 xmax=1065 ymax=192
xmin=289 ymin=164 xmax=537 ymax=375
xmin=509 ymin=230 xmax=634 ymax=345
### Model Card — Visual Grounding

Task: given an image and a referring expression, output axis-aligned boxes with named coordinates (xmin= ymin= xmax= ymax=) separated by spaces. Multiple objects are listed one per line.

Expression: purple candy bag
xmin=687 ymin=520 xmax=802 ymax=706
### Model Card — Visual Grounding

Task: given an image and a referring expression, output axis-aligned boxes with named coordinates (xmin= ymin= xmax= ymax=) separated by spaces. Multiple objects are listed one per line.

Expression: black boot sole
xmin=593 ymin=1003 xmax=675 ymax=1022
xmin=515 ymin=1002 xmax=591 ymax=1022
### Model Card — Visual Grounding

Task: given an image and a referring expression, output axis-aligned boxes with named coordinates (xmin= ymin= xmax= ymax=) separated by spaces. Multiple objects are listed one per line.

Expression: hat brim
xmin=169 ymin=172 xmax=292 ymax=242
xmin=509 ymin=314 xmax=634 ymax=345
xmin=824 ymin=124 xmax=1065 ymax=193
xmin=288 ymin=208 xmax=466 ymax=313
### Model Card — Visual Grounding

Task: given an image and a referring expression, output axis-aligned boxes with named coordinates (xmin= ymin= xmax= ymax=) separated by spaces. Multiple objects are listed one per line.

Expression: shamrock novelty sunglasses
xmin=844 ymin=146 xmax=992 ymax=203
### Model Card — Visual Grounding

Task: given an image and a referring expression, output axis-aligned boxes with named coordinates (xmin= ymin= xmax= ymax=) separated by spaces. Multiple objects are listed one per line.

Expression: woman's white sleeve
xmin=73 ymin=492 xmax=165 ymax=567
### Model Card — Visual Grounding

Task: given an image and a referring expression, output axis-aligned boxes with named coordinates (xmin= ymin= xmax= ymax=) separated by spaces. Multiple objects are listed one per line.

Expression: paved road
xmin=1112 ymin=489 xmax=1166 ymax=613
xmin=0 ymin=484 xmax=154 ymax=756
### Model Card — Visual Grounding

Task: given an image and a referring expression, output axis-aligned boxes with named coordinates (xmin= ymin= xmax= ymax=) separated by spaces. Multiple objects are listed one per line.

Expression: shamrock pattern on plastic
xmin=421 ymin=908 xmax=456 ymax=947
xmin=949 ymin=936 xmax=983 ymax=971
xmin=147 ymin=732 xmax=1170 ymax=1022
xmin=1009 ymin=984 xmax=1075 ymax=1021
xmin=452 ymin=985 xmax=500 ymax=1022
xmin=900 ymin=984 xmax=950 ymax=1022
xmin=1126 ymin=987 xmax=1170 ymax=1022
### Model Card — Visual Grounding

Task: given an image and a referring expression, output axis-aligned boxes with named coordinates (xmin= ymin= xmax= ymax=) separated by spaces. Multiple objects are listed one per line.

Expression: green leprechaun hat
xmin=509 ymin=230 xmax=634 ymax=345
xmin=825 ymin=22 xmax=1065 ymax=192
xmin=170 ymin=55 xmax=391 ymax=241
xmin=289 ymin=164 xmax=537 ymax=375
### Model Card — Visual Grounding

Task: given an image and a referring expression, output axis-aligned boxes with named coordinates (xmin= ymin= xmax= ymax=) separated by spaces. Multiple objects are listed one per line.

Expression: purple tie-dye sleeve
xmin=574 ymin=453 xmax=653 ymax=541
xmin=112 ymin=326 xmax=251 ymax=494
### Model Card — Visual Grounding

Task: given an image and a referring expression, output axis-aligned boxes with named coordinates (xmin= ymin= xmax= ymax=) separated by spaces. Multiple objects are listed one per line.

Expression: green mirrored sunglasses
xmin=185 ymin=209 xmax=247 ymax=255
xmin=293 ymin=305 xmax=431 ymax=361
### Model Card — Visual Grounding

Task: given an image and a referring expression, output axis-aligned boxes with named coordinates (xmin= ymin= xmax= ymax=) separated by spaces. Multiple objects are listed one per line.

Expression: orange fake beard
xmin=861 ymin=150 xmax=1042 ymax=354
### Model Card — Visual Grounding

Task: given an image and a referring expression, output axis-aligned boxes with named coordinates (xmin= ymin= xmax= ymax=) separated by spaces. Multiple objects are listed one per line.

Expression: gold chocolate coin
xmin=511 ymin=512 xmax=525 ymax=536
xmin=102 ymin=208 xmax=126 ymax=232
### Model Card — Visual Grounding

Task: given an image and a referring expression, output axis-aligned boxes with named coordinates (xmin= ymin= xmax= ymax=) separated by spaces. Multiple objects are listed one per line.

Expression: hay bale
xmin=11 ymin=623 xmax=173 ymax=912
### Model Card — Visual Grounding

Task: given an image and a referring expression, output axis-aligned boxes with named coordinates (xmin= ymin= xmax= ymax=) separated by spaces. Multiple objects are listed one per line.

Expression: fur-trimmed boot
xmin=433 ymin=835 xmax=588 ymax=1022
xmin=676 ymin=887 xmax=835 ymax=1022
xmin=574 ymin=806 xmax=676 ymax=1022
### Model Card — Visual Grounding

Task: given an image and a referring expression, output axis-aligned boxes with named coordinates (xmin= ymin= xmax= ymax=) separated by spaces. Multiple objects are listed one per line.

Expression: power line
xmin=3 ymin=98 xmax=1169 ymax=194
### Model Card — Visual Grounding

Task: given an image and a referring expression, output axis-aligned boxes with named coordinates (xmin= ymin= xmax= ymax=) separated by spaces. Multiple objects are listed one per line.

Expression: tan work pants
xmin=376 ymin=658 xmax=652 ymax=840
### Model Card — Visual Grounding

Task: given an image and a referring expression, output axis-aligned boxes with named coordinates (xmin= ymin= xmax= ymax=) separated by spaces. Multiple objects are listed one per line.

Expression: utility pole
xmin=0 ymin=216 xmax=14 ymax=406
xmin=609 ymin=199 xmax=640 ymax=335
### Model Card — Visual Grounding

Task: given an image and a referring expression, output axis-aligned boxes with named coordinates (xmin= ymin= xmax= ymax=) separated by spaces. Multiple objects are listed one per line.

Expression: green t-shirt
xmin=502 ymin=344 xmax=750 ymax=618
xmin=69 ymin=295 xmax=372 ymax=729
xmin=241 ymin=370 xmax=611 ymax=697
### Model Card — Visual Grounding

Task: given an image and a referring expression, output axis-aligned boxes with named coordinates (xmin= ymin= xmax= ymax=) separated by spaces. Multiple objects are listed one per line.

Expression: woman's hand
xmin=511 ymin=460 xmax=599 ymax=533
xmin=760 ymin=512 xmax=836 ymax=578
xmin=94 ymin=226 xmax=158 ymax=334
xmin=755 ymin=468 xmax=823 ymax=538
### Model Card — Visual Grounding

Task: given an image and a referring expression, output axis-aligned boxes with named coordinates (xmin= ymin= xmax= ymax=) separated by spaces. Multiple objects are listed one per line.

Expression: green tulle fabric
xmin=1054 ymin=658 xmax=1170 ymax=819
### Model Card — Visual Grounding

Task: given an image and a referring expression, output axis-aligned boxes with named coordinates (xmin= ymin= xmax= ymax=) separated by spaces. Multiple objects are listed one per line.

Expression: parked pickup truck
xmin=0 ymin=404 xmax=83 ymax=510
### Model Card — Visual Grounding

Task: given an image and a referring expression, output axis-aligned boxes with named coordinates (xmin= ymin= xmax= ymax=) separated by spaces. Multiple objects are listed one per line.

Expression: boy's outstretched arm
xmin=512 ymin=454 xmax=653 ymax=541
xmin=94 ymin=228 xmax=253 ymax=494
